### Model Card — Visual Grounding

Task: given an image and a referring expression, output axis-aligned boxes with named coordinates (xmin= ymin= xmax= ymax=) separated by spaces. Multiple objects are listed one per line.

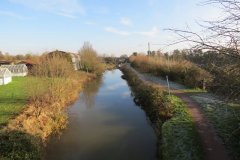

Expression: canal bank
xmin=120 ymin=65 xmax=203 ymax=160
xmin=45 ymin=70 xmax=158 ymax=160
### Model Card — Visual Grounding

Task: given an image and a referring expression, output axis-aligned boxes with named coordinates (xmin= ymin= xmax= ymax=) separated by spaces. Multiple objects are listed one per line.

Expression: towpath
xmin=129 ymin=66 xmax=230 ymax=160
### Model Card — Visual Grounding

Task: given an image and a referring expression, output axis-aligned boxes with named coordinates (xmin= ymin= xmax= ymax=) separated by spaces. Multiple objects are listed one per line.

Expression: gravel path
xmin=129 ymin=66 xmax=230 ymax=160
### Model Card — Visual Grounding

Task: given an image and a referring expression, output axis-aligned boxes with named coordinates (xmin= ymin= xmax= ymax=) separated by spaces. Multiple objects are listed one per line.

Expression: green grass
xmin=162 ymin=96 xmax=203 ymax=160
xmin=0 ymin=77 xmax=30 ymax=127
xmin=0 ymin=130 xmax=41 ymax=160
xmin=193 ymin=97 xmax=240 ymax=160
xmin=181 ymin=88 xmax=207 ymax=93
xmin=121 ymin=66 xmax=203 ymax=160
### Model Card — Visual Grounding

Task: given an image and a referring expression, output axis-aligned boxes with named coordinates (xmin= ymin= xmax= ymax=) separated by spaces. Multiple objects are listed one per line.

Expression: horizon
xmin=0 ymin=0 xmax=221 ymax=56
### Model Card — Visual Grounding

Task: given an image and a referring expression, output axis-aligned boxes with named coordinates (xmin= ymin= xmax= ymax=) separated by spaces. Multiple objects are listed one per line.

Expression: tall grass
xmin=6 ymin=56 xmax=95 ymax=141
xmin=1 ymin=55 xmax=95 ymax=159
xmin=30 ymin=54 xmax=73 ymax=77
xmin=130 ymin=55 xmax=212 ymax=89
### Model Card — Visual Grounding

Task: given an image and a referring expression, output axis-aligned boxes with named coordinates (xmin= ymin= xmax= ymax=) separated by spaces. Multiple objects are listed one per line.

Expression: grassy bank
xmin=0 ymin=71 xmax=95 ymax=160
xmin=162 ymin=96 xmax=203 ymax=160
xmin=191 ymin=95 xmax=240 ymax=160
xmin=130 ymin=55 xmax=212 ymax=89
xmin=121 ymin=66 xmax=203 ymax=160
xmin=0 ymin=77 xmax=29 ymax=128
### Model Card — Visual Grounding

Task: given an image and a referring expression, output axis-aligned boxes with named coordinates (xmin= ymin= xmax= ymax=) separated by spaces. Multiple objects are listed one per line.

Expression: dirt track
xmin=130 ymin=66 xmax=230 ymax=160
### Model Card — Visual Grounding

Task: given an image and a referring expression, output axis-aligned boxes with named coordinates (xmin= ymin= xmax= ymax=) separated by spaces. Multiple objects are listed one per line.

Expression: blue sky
xmin=0 ymin=0 xmax=221 ymax=56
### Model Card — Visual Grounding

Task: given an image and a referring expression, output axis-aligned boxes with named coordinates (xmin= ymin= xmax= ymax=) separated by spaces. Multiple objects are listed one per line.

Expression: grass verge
xmin=0 ymin=71 xmax=95 ymax=160
xmin=0 ymin=77 xmax=30 ymax=128
xmin=121 ymin=65 xmax=203 ymax=160
xmin=162 ymin=96 xmax=203 ymax=160
xmin=191 ymin=95 xmax=240 ymax=160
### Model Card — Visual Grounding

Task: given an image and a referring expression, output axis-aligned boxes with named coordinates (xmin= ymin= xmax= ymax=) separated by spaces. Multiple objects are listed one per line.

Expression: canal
xmin=45 ymin=70 xmax=157 ymax=160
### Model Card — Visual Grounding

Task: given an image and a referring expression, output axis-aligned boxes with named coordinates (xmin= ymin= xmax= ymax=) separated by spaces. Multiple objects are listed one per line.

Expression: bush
xmin=78 ymin=42 xmax=105 ymax=76
xmin=30 ymin=54 xmax=74 ymax=78
xmin=121 ymin=66 xmax=174 ymax=122
xmin=130 ymin=55 xmax=212 ymax=89
xmin=0 ymin=130 xmax=41 ymax=160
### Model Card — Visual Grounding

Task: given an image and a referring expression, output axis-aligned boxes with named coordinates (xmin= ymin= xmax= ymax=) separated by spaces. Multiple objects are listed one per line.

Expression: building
xmin=0 ymin=60 xmax=12 ymax=65
xmin=48 ymin=50 xmax=81 ymax=70
xmin=0 ymin=68 xmax=12 ymax=85
xmin=70 ymin=53 xmax=81 ymax=70
xmin=1 ymin=64 xmax=28 ymax=77
xmin=17 ymin=60 xmax=37 ymax=70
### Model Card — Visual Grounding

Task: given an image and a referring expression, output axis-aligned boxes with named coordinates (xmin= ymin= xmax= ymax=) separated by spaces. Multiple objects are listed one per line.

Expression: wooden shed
xmin=0 ymin=68 xmax=12 ymax=85
xmin=1 ymin=64 xmax=28 ymax=77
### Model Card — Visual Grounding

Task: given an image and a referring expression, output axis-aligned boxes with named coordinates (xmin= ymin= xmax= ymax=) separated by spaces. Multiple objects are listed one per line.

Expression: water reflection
xmin=45 ymin=70 xmax=157 ymax=160
xmin=81 ymin=77 xmax=103 ymax=109
xmin=106 ymin=82 xmax=126 ymax=91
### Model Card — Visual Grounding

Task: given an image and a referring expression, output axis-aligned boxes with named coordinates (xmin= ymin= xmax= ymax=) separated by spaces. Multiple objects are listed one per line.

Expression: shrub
xmin=30 ymin=54 xmax=73 ymax=78
xmin=0 ymin=130 xmax=41 ymax=160
xmin=78 ymin=42 xmax=105 ymax=76
xmin=121 ymin=66 xmax=174 ymax=122
xmin=130 ymin=55 xmax=212 ymax=89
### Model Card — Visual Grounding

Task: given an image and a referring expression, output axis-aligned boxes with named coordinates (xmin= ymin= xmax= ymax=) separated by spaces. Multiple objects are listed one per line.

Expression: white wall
xmin=12 ymin=72 xmax=27 ymax=77
xmin=0 ymin=76 xmax=12 ymax=85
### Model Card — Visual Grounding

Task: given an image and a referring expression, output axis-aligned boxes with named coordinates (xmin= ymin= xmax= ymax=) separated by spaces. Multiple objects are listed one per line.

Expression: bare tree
xmin=78 ymin=42 xmax=105 ymax=75
xmin=167 ymin=0 xmax=240 ymax=58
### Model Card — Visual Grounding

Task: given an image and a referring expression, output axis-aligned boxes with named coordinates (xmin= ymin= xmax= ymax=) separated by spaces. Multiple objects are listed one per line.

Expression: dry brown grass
xmin=30 ymin=54 xmax=74 ymax=77
xmin=4 ymin=55 xmax=96 ymax=142
xmin=130 ymin=55 xmax=212 ymax=89
xmin=5 ymin=72 xmax=94 ymax=141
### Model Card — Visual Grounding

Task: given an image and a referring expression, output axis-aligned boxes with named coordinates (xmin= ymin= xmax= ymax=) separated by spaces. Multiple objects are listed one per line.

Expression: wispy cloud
xmin=121 ymin=91 xmax=130 ymax=98
xmin=105 ymin=27 xmax=131 ymax=36
xmin=9 ymin=0 xmax=85 ymax=18
xmin=136 ymin=26 xmax=160 ymax=37
xmin=120 ymin=17 xmax=132 ymax=26
xmin=105 ymin=26 xmax=160 ymax=37
xmin=85 ymin=21 xmax=96 ymax=26
xmin=106 ymin=82 xmax=126 ymax=91
xmin=0 ymin=10 xmax=26 ymax=19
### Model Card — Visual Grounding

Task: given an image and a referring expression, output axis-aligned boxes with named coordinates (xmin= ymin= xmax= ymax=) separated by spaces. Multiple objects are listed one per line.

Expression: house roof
xmin=17 ymin=60 xmax=37 ymax=65
xmin=0 ymin=60 xmax=12 ymax=65
xmin=0 ymin=68 xmax=11 ymax=78
xmin=1 ymin=64 xmax=28 ymax=73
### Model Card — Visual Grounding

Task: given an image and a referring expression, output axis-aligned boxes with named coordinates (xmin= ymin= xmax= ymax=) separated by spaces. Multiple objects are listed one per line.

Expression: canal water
xmin=45 ymin=70 xmax=157 ymax=160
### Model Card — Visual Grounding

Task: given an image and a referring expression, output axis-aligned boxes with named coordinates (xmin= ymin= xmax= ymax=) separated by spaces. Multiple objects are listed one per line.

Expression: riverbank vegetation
xmin=169 ymin=49 xmax=240 ymax=101
xmin=129 ymin=55 xmax=212 ymax=89
xmin=0 ymin=43 xmax=108 ymax=159
xmin=79 ymin=42 xmax=106 ymax=76
xmin=191 ymin=94 xmax=240 ymax=160
xmin=121 ymin=66 xmax=203 ymax=160
xmin=1 ymin=56 xmax=95 ymax=159
xmin=170 ymin=50 xmax=240 ymax=159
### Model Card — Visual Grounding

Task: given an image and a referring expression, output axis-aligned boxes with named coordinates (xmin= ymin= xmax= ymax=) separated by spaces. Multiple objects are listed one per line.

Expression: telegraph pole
xmin=148 ymin=42 xmax=151 ymax=55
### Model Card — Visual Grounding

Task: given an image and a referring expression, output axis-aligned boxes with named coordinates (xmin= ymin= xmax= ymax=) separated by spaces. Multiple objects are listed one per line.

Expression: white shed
xmin=1 ymin=64 xmax=28 ymax=77
xmin=0 ymin=68 xmax=12 ymax=85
